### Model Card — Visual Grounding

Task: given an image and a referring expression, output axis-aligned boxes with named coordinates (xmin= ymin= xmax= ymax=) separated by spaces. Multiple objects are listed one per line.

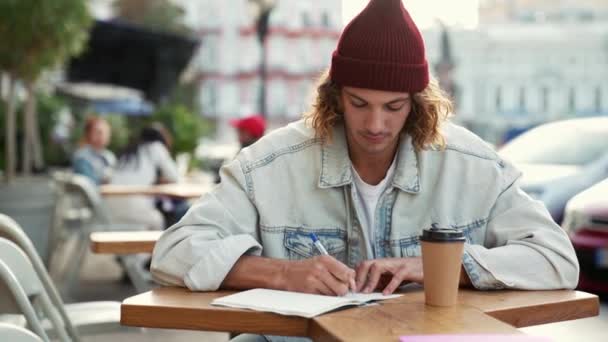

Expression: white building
xmin=176 ymin=0 xmax=342 ymax=125
xmin=423 ymin=1 xmax=608 ymax=144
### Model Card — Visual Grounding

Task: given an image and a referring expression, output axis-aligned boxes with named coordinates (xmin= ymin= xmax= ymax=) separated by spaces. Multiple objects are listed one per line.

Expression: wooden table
xmin=100 ymin=183 xmax=212 ymax=199
xmin=90 ymin=231 xmax=162 ymax=254
xmin=121 ymin=286 xmax=599 ymax=341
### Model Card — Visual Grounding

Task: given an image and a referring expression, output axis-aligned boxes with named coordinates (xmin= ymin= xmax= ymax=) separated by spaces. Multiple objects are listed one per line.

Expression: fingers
xmin=319 ymin=255 xmax=356 ymax=293
xmin=382 ymin=268 xmax=409 ymax=295
xmin=355 ymin=260 xmax=373 ymax=292
xmin=349 ymin=277 xmax=357 ymax=293
xmin=318 ymin=269 xmax=350 ymax=296
xmin=362 ymin=262 xmax=384 ymax=293
xmin=301 ymin=268 xmax=337 ymax=296
xmin=314 ymin=278 xmax=337 ymax=296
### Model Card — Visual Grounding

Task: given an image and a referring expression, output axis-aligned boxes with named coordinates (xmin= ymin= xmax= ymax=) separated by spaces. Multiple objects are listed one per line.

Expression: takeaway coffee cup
xmin=420 ymin=228 xmax=466 ymax=307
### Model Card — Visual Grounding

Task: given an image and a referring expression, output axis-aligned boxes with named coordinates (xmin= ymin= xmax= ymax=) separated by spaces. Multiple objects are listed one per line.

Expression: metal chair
xmin=0 ymin=214 xmax=138 ymax=341
xmin=0 ymin=238 xmax=70 ymax=341
xmin=0 ymin=323 xmax=44 ymax=342
xmin=50 ymin=172 xmax=153 ymax=294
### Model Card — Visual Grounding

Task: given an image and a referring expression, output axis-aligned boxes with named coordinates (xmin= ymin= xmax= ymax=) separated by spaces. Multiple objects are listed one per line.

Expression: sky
xmin=342 ymin=0 xmax=480 ymax=29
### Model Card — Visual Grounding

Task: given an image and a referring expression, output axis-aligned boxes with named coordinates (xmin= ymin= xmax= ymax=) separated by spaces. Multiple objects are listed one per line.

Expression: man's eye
xmin=386 ymin=104 xmax=404 ymax=111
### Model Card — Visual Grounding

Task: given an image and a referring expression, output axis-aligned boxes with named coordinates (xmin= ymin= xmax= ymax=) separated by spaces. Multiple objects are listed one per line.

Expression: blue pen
xmin=310 ymin=233 xmax=329 ymax=255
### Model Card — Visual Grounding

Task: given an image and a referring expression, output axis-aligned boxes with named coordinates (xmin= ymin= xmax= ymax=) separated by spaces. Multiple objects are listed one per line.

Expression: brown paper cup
xmin=421 ymin=239 xmax=465 ymax=307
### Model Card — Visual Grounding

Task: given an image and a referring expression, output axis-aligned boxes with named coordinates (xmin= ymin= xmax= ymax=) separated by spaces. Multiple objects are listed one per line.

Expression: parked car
xmin=562 ymin=178 xmax=608 ymax=294
xmin=498 ymin=117 xmax=608 ymax=223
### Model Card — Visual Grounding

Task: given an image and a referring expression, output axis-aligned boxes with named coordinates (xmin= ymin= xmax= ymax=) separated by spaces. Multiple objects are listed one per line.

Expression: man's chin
xmin=360 ymin=144 xmax=389 ymax=155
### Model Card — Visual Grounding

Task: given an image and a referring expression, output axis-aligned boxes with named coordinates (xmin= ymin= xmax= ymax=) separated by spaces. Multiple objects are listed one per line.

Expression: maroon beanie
xmin=330 ymin=0 xmax=429 ymax=93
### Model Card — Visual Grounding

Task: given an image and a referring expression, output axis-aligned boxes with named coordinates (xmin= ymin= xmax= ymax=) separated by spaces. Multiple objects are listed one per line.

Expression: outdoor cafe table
xmin=121 ymin=286 xmax=599 ymax=341
xmin=100 ymin=183 xmax=212 ymax=200
xmin=90 ymin=230 xmax=162 ymax=254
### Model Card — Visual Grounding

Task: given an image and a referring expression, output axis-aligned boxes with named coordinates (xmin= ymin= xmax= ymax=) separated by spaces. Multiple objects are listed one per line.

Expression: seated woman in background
xmin=105 ymin=123 xmax=179 ymax=230
xmin=72 ymin=116 xmax=116 ymax=185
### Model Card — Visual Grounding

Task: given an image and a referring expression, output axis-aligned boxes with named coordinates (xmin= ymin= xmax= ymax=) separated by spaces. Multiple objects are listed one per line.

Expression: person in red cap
xmin=230 ymin=115 xmax=266 ymax=149
xmin=153 ymin=3 xmax=578 ymax=339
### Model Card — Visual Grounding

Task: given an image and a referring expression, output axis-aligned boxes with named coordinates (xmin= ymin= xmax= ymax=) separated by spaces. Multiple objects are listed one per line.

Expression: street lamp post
xmin=249 ymin=0 xmax=276 ymax=118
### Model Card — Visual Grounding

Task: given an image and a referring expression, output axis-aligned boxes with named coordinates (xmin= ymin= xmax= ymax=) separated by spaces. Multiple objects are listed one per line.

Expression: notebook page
xmin=211 ymin=289 xmax=401 ymax=318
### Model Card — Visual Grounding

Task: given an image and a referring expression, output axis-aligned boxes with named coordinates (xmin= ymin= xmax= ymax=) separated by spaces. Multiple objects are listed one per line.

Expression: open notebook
xmin=211 ymin=288 xmax=401 ymax=318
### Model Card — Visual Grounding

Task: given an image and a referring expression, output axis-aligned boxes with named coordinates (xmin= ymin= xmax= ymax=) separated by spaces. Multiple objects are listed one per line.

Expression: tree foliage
xmin=0 ymin=0 xmax=92 ymax=81
xmin=0 ymin=0 xmax=92 ymax=178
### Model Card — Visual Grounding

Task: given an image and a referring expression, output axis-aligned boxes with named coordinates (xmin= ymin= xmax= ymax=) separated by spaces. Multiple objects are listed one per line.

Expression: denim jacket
xmin=151 ymin=119 xmax=579 ymax=291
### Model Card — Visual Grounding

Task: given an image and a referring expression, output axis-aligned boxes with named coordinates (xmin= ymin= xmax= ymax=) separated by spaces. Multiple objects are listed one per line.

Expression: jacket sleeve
xmin=150 ymin=157 xmax=263 ymax=291
xmin=462 ymin=163 xmax=580 ymax=290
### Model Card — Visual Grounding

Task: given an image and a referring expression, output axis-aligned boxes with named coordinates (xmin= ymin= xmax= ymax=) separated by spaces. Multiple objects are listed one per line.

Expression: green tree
xmin=147 ymin=102 xmax=213 ymax=156
xmin=113 ymin=0 xmax=190 ymax=34
xmin=0 ymin=0 xmax=92 ymax=181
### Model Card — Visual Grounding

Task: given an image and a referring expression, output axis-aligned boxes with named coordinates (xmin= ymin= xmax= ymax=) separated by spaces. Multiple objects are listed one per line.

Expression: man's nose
xmin=365 ymin=109 xmax=384 ymax=134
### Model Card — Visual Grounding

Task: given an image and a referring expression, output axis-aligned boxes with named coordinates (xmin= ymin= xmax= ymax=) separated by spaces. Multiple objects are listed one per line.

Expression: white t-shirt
xmin=111 ymin=141 xmax=179 ymax=186
xmin=351 ymin=157 xmax=397 ymax=257
xmin=105 ymin=141 xmax=179 ymax=230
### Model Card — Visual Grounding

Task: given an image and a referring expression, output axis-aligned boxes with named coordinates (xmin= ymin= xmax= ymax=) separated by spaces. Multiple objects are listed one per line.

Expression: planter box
xmin=0 ymin=176 xmax=56 ymax=265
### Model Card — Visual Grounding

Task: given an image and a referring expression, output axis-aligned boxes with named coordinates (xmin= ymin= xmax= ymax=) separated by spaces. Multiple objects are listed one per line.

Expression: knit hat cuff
xmin=330 ymin=51 xmax=429 ymax=93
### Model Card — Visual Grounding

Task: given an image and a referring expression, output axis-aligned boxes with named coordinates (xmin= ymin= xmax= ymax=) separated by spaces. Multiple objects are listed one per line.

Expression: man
xmin=72 ymin=116 xmax=116 ymax=185
xmin=231 ymin=115 xmax=266 ymax=149
xmin=152 ymin=0 xmax=577 ymax=322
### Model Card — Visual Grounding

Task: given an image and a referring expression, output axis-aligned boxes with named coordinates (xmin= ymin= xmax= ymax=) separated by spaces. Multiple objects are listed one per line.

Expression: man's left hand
xmin=355 ymin=257 xmax=423 ymax=295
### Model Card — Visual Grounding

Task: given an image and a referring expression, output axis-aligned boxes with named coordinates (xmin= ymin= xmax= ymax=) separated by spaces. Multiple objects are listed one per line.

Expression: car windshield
xmin=499 ymin=120 xmax=608 ymax=165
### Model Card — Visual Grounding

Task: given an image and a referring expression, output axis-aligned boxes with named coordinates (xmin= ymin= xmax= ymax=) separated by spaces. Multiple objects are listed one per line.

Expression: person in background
xmin=230 ymin=115 xmax=266 ymax=149
xmin=212 ymin=115 xmax=268 ymax=184
xmin=105 ymin=123 xmax=179 ymax=230
xmin=72 ymin=116 xmax=116 ymax=185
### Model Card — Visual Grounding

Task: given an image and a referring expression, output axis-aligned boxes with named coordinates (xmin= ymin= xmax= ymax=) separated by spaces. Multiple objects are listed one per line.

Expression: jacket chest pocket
xmin=398 ymin=236 xmax=422 ymax=257
xmin=396 ymin=219 xmax=486 ymax=257
xmin=283 ymin=228 xmax=347 ymax=263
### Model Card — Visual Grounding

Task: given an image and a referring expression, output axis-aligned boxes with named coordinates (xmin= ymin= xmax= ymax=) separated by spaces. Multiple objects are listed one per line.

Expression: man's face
xmin=89 ymin=121 xmax=111 ymax=149
xmin=341 ymin=86 xmax=412 ymax=161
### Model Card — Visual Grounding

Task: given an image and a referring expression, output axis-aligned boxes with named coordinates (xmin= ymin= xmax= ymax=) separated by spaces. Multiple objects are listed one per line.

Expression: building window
xmin=541 ymin=86 xmax=549 ymax=112
xmin=202 ymin=36 xmax=218 ymax=70
xmin=568 ymin=87 xmax=576 ymax=113
xmin=495 ymin=86 xmax=502 ymax=112
xmin=301 ymin=12 xmax=311 ymax=27
xmin=202 ymin=83 xmax=217 ymax=116
xmin=269 ymin=80 xmax=287 ymax=117
xmin=321 ymin=12 xmax=331 ymax=28
xmin=518 ymin=87 xmax=526 ymax=111
xmin=595 ymin=86 xmax=602 ymax=113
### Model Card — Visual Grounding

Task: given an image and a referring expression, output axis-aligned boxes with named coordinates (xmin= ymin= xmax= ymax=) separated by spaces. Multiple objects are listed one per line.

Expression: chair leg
xmin=119 ymin=254 xmax=154 ymax=293
xmin=61 ymin=231 xmax=89 ymax=300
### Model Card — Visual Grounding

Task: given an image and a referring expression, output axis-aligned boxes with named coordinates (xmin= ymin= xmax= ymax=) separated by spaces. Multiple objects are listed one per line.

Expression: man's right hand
xmin=280 ymin=255 xmax=356 ymax=296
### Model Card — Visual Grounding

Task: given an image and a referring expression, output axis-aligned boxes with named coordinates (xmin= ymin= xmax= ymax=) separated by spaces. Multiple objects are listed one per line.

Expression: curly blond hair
xmin=304 ymin=70 xmax=452 ymax=151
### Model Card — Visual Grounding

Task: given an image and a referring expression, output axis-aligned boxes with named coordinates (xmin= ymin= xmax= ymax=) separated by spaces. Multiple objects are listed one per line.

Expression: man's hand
xmin=280 ymin=255 xmax=356 ymax=296
xmin=355 ymin=257 xmax=423 ymax=295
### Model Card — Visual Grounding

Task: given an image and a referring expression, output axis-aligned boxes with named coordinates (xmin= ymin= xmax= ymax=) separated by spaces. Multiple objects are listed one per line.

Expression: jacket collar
xmin=318 ymin=123 xmax=420 ymax=194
